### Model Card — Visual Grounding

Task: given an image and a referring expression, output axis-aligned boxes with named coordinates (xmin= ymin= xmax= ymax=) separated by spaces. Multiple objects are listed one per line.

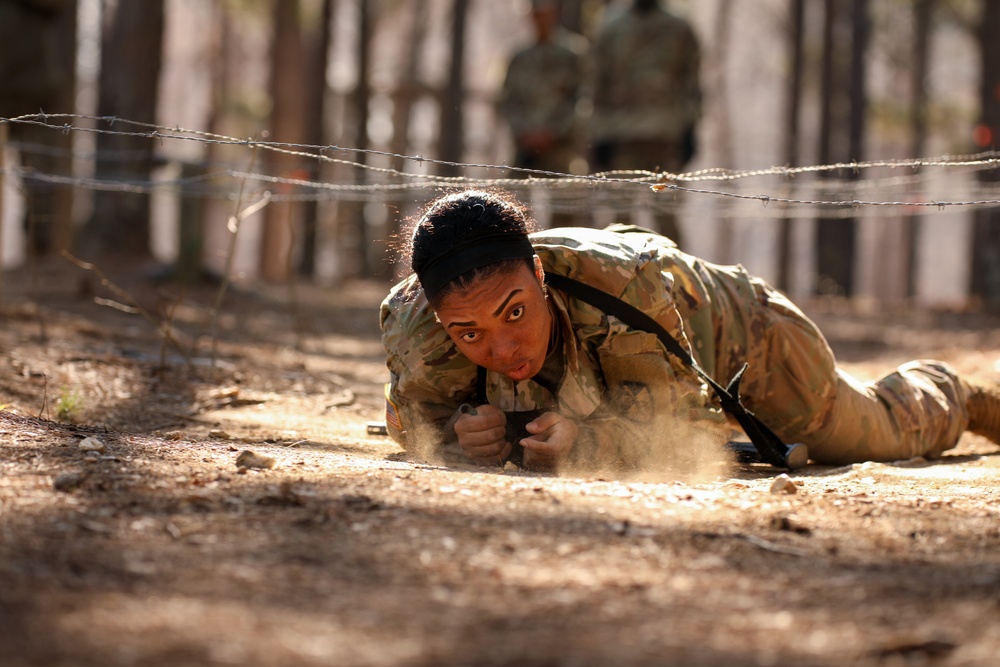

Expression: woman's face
xmin=434 ymin=259 xmax=552 ymax=382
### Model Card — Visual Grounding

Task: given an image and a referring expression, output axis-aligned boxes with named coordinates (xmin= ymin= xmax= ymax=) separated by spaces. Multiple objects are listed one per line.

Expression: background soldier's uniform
xmin=501 ymin=27 xmax=587 ymax=228
xmin=381 ymin=227 xmax=970 ymax=469
xmin=590 ymin=2 xmax=702 ymax=246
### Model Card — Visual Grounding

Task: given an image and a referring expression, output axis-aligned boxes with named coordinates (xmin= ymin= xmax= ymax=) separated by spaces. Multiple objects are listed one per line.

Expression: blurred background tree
xmin=86 ymin=0 xmax=164 ymax=258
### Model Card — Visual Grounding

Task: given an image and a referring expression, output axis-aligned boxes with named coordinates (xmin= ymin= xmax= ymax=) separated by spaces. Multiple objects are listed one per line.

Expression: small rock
xmin=236 ymin=450 xmax=277 ymax=470
xmin=770 ymin=474 xmax=798 ymax=495
xmin=78 ymin=436 xmax=105 ymax=453
xmin=54 ymin=471 xmax=87 ymax=492
xmin=209 ymin=429 xmax=232 ymax=440
xmin=771 ymin=514 xmax=812 ymax=535
xmin=610 ymin=520 xmax=631 ymax=536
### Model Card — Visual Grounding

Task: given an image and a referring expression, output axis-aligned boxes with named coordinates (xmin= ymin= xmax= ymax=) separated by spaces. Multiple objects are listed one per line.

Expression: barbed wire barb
xmin=3 ymin=113 xmax=1000 ymax=214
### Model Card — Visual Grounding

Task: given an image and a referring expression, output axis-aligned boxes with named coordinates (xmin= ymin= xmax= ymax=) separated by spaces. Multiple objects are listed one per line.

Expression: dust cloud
xmin=396 ymin=408 xmax=735 ymax=483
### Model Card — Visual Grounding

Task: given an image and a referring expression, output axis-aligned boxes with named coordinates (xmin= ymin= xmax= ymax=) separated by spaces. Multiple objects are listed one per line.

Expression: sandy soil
xmin=2 ymin=256 xmax=1000 ymax=667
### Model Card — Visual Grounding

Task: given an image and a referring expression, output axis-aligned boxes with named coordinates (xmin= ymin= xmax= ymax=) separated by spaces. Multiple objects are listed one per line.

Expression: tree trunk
xmin=341 ymin=0 xmax=372 ymax=277
xmin=710 ymin=0 xmax=735 ymax=264
xmin=381 ymin=0 xmax=428 ymax=279
xmin=86 ymin=0 xmax=165 ymax=258
xmin=438 ymin=0 xmax=470 ymax=177
xmin=186 ymin=0 xmax=230 ymax=284
xmin=340 ymin=0 xmax=372 ymax=277
xmin=903 ymin=0 xmax=933 ymax=299
xmin=260 ymin=0 xmax=308 ymax=281
xmin=390 ymin=1 xmax=428 ymax=173
xmin=299 ymin=0 xmax=335 ymax=278
xmin=815 ymin=0 xmax=860 ymax=297
xmin=777 ymin=0 xmax=804 ymax=292
xmin=971 ymin=0 xmax=1000 ymax=306
xmin=52 ymin=0 xmax=78 ymax=255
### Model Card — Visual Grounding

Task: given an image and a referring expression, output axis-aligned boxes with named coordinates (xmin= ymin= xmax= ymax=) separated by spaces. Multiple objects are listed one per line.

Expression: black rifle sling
xmin=543 ymin=272 xmax=790 ymax=468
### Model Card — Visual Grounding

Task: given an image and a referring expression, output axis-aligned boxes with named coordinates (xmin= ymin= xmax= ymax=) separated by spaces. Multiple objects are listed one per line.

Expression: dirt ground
xmin=2 ymin=256 xmax=1000 ymax=667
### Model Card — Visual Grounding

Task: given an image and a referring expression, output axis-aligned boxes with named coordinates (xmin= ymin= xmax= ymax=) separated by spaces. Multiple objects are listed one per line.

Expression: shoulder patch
xmin=384 ymin=383 xmax=402 ymax=431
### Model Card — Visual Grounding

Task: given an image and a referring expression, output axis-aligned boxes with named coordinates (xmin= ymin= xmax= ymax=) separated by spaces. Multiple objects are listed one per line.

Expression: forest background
xmin=5 ymin=3 xmax=1000 ymax=665
xmin=3 ymin=0 xmax=1000 ymax=309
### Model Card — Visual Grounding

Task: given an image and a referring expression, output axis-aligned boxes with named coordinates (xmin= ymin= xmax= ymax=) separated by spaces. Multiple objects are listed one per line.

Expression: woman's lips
xmin=504 ymin=361 xmax=534 ymax=381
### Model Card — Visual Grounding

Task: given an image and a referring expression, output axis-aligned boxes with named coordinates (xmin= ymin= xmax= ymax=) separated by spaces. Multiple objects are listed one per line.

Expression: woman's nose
xmin=491 ymin=337 xmax=519 ymax=363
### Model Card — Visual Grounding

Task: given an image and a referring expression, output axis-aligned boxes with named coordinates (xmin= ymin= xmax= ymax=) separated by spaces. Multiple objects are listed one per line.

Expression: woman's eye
xmin=461 ymin=331 xmax=479 ymax=343
xmin=508 ymin=306 xmax=524 ymax=321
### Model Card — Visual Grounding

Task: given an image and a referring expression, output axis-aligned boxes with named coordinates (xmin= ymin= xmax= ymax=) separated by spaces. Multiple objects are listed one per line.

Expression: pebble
xmin=78 ymin=436 xmax=105 ymax=453
xmin=235 ymin=450 xmax=277 ymax=470
xmin=770 ymin=474 xmax=798 ymax=495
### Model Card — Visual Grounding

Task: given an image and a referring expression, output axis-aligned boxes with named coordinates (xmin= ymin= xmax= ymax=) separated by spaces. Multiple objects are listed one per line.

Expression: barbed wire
xmin=9 ymin=164 xmax=1000 ymax=200
xmin=4 ymin=112 xmax=1000 ymax=214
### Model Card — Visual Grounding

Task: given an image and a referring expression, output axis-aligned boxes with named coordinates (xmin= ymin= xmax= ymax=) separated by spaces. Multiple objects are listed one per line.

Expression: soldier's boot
xmin=962 ymin=377 xmax=1000 ymax=444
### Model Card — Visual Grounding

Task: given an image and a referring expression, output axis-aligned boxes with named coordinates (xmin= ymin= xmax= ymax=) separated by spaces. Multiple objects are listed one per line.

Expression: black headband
xmin=416 ymin=231 xmax=535 ymax=300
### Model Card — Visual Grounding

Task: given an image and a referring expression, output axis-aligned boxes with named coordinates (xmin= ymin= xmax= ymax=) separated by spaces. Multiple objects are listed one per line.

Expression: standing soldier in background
xmin=500 ymin=0 xmax=588 ymax=228
xmin=590 ymin=0 xmax=701 ymax=247
xmin=0 ymin=0 xmax=70 ymax=256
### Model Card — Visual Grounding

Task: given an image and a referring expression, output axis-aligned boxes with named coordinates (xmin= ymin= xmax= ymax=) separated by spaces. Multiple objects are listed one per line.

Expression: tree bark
xmin=342 ymin=0 xmax=373 ymax=277
xmin=299 ymin=0 xmax=335 ymax=278
xmin=971 ymin=0 xmax=1000 ymax=306
xmin=438 ymin=0 xmax=470 ymax=177
xmin=85 ymin=0 xmax=165 ymax=258
xmin=380 ymin=0 xmax=429 ymax=279
xmin=390 ymin=0 xmax=428 ymax=173
xmin=903 ymin=0 xmax=933 ymax=299
xmin=710 ymin=0 xmax=735 ymax=264
xmin=260 ymin=0 xmax=308 ymax=281
xmin=52 ymin=0 xmax=77 ymax=255
xmin=815 ymin=0 xmax=861 ymax=297
xmin=777 ymin=0 xmax=804 ymax=292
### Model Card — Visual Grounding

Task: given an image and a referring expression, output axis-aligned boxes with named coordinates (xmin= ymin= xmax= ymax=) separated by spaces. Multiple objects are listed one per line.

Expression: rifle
xmin=543 ymin=272 xmax=808 ymax=470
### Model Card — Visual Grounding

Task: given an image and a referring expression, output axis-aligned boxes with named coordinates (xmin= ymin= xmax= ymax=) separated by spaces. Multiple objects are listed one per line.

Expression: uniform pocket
xmin=597 ymin=331 xmax=666 ymax=424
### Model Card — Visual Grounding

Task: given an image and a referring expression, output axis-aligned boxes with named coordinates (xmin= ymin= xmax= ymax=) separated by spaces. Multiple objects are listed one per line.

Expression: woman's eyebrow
xmin=492 ymin=289 xmax=523 ymax=317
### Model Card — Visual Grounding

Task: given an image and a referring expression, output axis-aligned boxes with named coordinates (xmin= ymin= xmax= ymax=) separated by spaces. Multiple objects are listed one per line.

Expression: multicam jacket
xmin=383 ymin=227 xmax=974 ymax=469
xmin=500 ymin=28 xmax=587 ymax=150
xmin=590 ymin=4 xmax=701 ymax=143
xmin=379 ymin=227 xmax=809 ymax=469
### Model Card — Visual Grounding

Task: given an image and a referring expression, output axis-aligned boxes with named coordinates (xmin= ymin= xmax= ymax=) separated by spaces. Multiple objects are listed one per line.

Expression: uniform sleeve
xmin=379 ymin=283 xmax=479 ymax=457
xmin=564 ymin=325 xmax=728 ymax=473
xmin=558 ymin=248 xmax=729 ymax=472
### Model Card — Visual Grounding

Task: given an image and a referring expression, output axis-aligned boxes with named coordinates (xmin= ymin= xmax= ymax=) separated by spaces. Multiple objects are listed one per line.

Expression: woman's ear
xmin=533 ymin=254 xmax=544 ymax=283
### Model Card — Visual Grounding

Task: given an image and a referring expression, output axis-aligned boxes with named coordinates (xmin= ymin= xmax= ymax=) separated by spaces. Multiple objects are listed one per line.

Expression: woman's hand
xmin=520 ymin=412 xmax=578 ymax=471
xmin=454 ymin=404 xmax=511 ymax=465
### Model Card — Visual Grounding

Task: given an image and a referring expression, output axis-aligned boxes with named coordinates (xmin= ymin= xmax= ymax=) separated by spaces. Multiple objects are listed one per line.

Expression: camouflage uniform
xmin=381 ymin=227 xmax=969 ymax=469
xmin=501 ymin=26 xmax=586 ymax=174
xmin=590 ymin=2 xmax=702 ymax=244
xmin=501 ymin=27 xmax=587 ymax=228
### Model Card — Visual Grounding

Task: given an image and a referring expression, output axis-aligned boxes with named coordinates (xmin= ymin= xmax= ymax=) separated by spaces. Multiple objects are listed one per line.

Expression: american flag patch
xmin=384 ymin=384 xmax=402 ymax=430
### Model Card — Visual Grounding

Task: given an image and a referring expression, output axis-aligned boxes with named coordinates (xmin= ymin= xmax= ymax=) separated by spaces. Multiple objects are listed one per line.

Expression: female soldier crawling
xmin=380 ymin=189 xmax=1000 ymax=473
